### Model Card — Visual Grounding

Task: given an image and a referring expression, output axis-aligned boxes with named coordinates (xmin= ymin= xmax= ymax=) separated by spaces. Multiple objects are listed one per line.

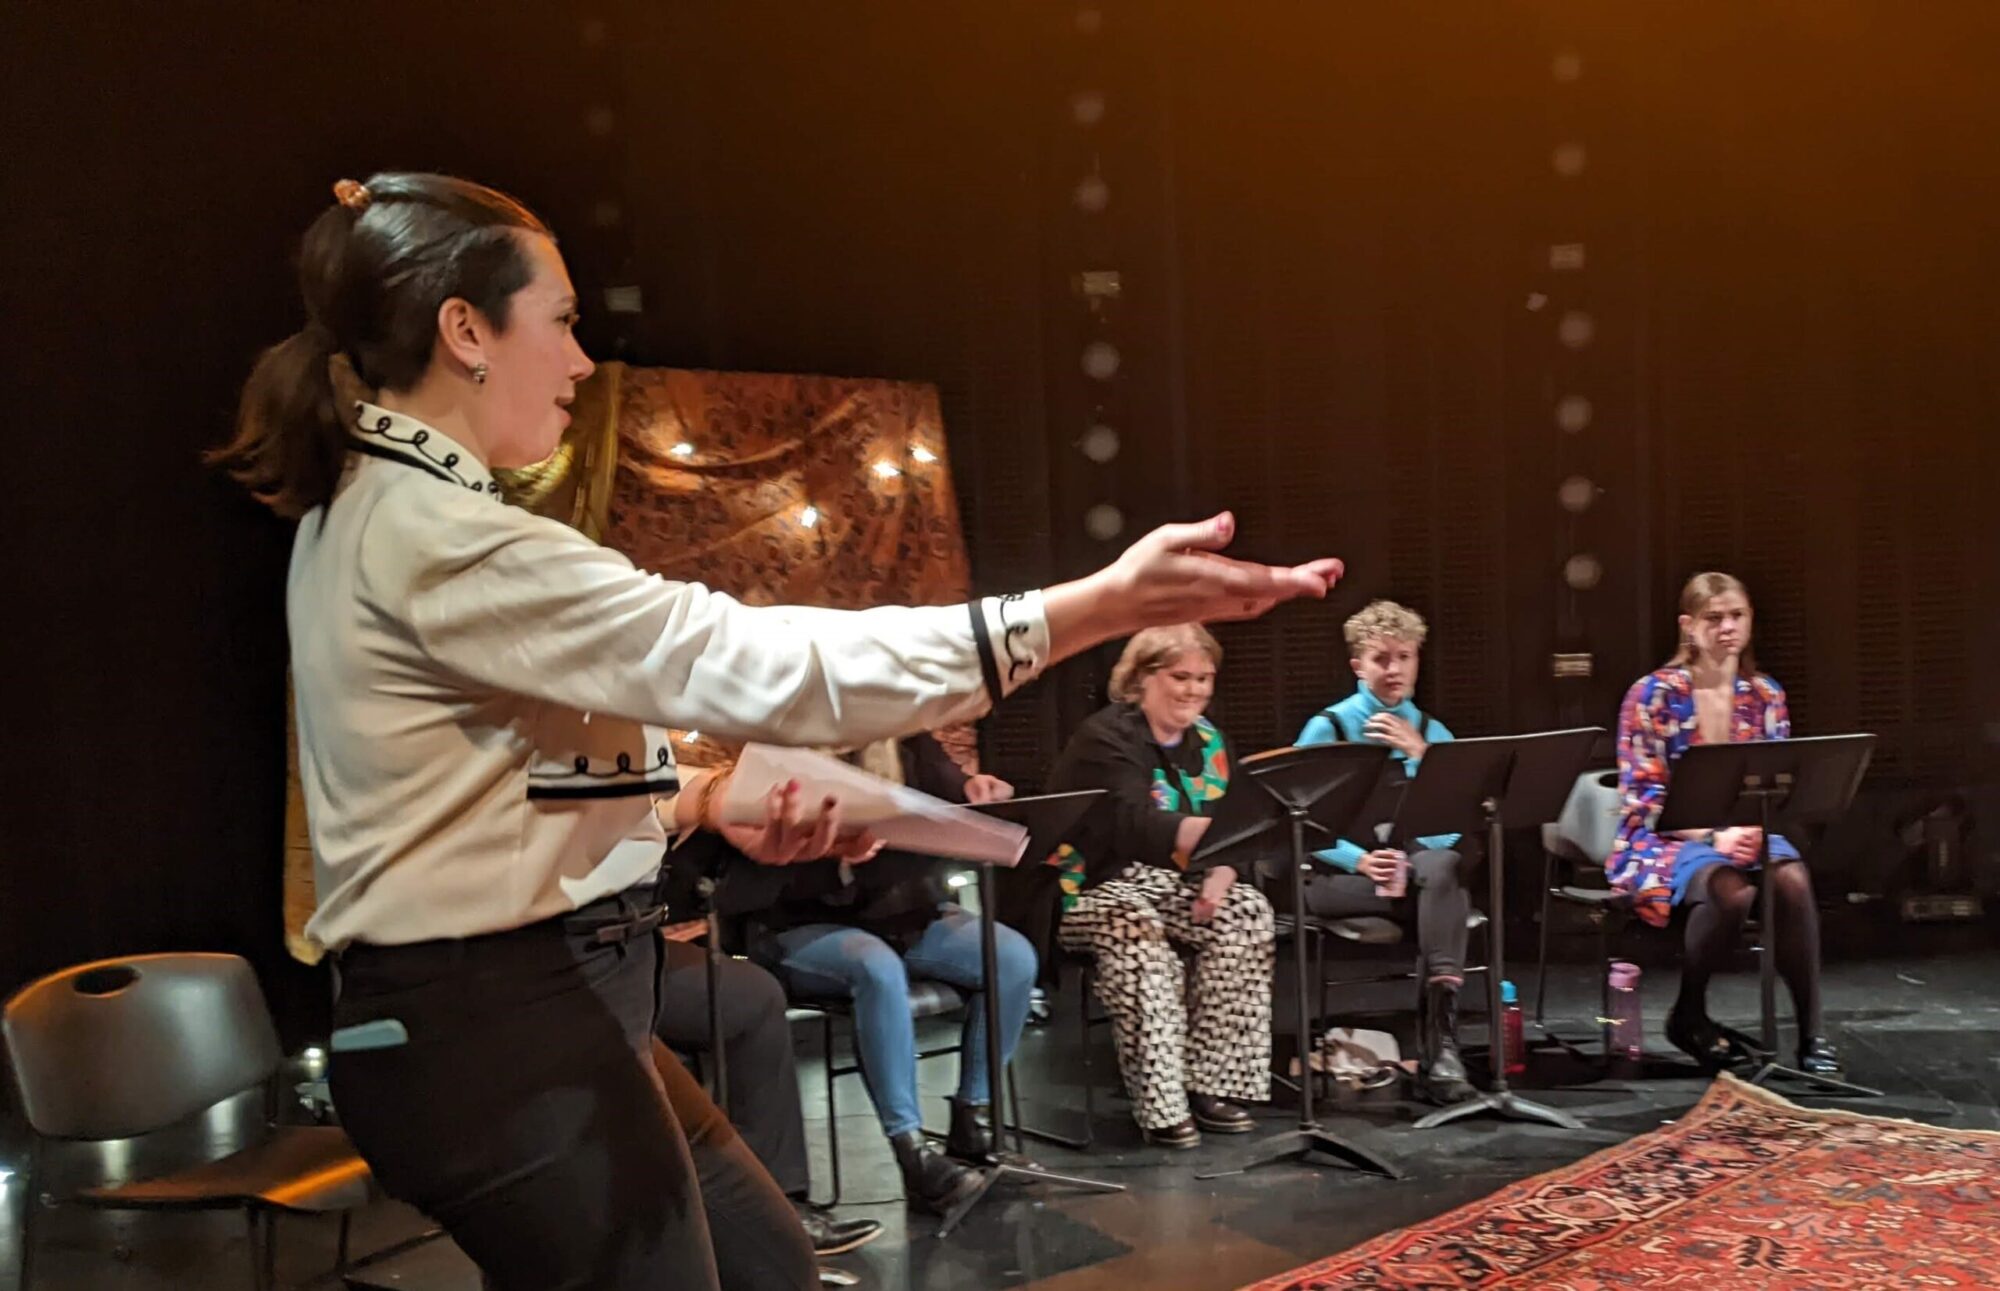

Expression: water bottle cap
xmin=1500 ymin=979 xmax=1518 ymax=1004
xmin=1609 ymin=960 xmax=1642 ymax=989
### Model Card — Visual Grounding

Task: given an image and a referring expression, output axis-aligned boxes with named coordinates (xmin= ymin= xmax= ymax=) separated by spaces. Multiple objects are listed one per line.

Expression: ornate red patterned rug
xmin=1242 ymin=1074 xmax=2000 ymax=1289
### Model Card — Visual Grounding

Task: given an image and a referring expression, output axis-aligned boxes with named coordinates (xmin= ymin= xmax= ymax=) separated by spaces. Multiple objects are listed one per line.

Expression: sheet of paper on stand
xmin=717 ymin=743 xmax=1030 ymax=865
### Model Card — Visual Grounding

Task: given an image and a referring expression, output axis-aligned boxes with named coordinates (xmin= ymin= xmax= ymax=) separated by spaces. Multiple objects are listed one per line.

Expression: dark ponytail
xmin=209 ymin=173 xmax=551 ymax=519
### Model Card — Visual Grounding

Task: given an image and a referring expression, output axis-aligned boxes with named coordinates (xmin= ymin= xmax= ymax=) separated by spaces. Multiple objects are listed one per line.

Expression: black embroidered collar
xmin=351 ymin=401 xmax=502 ymax=499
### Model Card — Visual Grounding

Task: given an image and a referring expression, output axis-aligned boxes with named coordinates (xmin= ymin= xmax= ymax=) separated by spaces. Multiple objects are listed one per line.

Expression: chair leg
xmin=245 ymin=1209 xmax=272 ymax=1291
xmin=1597 ymin=918 xmax=1613 ymax=1058
xmin=822 ymin=1013 xmax=842 ymax=1209
xmin=1535 ymin=852 xmax=1556 ymax=1025
xmin=336 ymin=1208 xmax=353 ymax=1270
xmin=17 ymin=1146 xmax=41 ymax=1291
xmin=1005 ymin=1064 xmax=1025 ymax=1157
xmin=1078 ymin=965 xmax=1096 ymax=1151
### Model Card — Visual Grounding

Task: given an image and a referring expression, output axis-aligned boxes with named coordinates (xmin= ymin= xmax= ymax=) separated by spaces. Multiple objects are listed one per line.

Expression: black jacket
xmin=1046 ymin=702 xmax=1232 ymax=889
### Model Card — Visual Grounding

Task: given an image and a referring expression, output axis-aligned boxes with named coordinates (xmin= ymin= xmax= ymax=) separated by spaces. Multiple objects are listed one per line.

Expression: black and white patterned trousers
xmin=1058 ymin=864 xmax=1275 ymax=1130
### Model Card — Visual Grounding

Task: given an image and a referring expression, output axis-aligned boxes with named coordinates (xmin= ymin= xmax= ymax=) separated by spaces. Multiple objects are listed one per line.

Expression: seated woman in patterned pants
xmin=1047 ymin=624 xmax=1276 ymax=1148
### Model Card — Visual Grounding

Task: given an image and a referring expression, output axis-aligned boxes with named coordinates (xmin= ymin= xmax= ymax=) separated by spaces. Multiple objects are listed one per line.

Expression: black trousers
xmin=1300 ymin=847 xmax=1476 ymax=979
xmin=653 ymin=937 xmax=810 ymax=1198
xmin=329 ymin=892 xmax=816 ymax=1291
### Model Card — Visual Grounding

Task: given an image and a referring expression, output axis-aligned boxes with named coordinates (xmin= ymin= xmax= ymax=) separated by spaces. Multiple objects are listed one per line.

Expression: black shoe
xmin=1798 ymin=1036 xmax=1844 ymax=1078
xmin=1188 ymin=1093 xmax=1254 ymax=1133
xmin=1140 ymin=1117 xmax=1202 ymax=1149
xmin=1666 ymin=1004 xmax=1755 ymax=1074
xmin=1417 ymin=978 xmax=1477 ymax=1106
xmin=889 ymin=1130 xmax=984 ymax=1215
xmin=944 ymin=1096 xmax=995 ymax=1163
xmin=795 ymin=1204 xmax=883 ymax=1257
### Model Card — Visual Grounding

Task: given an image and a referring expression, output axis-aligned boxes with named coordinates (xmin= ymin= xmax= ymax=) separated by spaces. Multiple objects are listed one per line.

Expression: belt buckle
xmin=591 ymin=903 xmax=668 ymax=945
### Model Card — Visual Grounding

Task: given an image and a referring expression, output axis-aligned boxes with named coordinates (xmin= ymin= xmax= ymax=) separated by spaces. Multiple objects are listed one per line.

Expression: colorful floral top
xmin=1612 ymin=667 xmax=1791 ymax=926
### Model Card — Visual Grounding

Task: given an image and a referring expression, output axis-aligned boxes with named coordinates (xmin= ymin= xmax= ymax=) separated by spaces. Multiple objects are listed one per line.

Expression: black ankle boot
xmin=944 ymin=1097 xmax=995 ymax=1163
xmin=889 ymin=1130 xmax=983 ymax=1215
xmin=1418 ymin=978 xmax=1477 ymax=1106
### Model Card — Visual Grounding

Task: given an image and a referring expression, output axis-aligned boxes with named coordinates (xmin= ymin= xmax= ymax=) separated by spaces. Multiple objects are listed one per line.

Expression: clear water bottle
xmin=1607 ymin=960 xmax=1644 ymax=1062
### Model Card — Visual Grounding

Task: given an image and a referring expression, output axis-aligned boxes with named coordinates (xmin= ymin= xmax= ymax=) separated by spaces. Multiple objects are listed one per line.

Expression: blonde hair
xmin=1343 ymin=600 xmax=1428 ymax=657
xmin=1108 ymin=624 xmax=1222 ymax=703
xmin=1667 ymin=571 xmax=1756 ymax=672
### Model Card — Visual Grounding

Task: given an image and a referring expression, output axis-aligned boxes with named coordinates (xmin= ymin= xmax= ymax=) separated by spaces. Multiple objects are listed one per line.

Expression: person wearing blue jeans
xmin=741 ymin=732 xmax=1038 ymax=1215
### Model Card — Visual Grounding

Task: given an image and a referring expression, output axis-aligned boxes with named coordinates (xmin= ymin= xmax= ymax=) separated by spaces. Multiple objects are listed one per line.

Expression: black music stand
xmin=1408 ymin=729 xmax=1603 ymax=1132
xmin=696 ymin=875 xmax=730 ymax=1113
xmin=1657 ymin=735 xmax=1879 ymax=1096
xmin=934 ymin=791 xmax=1125 ymax=1238
xmin=1189 ymin=743 xmax=1403 ymax=1181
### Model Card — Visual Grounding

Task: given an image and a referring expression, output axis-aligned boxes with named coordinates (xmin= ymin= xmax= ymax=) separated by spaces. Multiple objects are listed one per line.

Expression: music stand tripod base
xmin=939 ymin=792 xmax=1128 ymax=1239
xmin=1196 ymin=1126 xmax=1403 ymax=1180
xmin=937 ymin=1157 xmax=1126 ymax=1237
xmin=1412 ymin=1088 xmax=1584 ymax=1131
xmin=1746 ymin=1060 xmax=1883 ymax=1098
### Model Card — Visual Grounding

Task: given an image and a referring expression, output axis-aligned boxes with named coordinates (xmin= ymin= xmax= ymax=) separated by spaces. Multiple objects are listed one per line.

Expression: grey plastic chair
xmin=1533 ymin=769 xmax=1636 ymax=1052
xmin=2 ymin=953 xmax=372 ymax=1290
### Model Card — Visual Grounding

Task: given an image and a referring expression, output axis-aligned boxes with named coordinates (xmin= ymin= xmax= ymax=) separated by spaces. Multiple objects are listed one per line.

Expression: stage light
xmin=582 ymin=18 xmax=609 ymax=47
xmin=592 ymin=200 xmax=624 ymax=229
xmin=670 ymin=442 xmax=695 ymax=458
xmin=1073 ymin=174 xmax=1110 ymax=213
xmin=1082 ymin=341 xmax=1120 ymax=381
xmin=1550 ymin=243 xmax=1586 ymax=271
xmin=1556 ymin=394 xmax=1592 ymax=433
xmin=946 ymin=871 xmax=973 ymax=890
xmin=800 ymin=505 xmax=820 ymax=529
xmin=1071 ymin=90 xmax=1106 ymax=126
xmin=1075 ymin=7 xmax=1103 ymax=35
xmin=1552 ymin=142 xmax=1587 ymax=178
xmin=1080 ymin=423 xmax=1120 ymax=463
xmin=1558 ymin=310 xmax=1595 ymax=350
xmin=1552 ymin=50 xmax=1583 ymax=83
xmin=1564 ymin=554 xmax=1603 ymax=590
xmin=873 ymin=461 xmax=902 ymax=479
xmin=586 ymin=106 xmax=618 ymax=138
xmin=910 ymin=444 xmax=938 ymax=464
xmin=1558 ymin=475 xmax=1596 ymax=513
xmin=1084 ymin=503 xmax=1124 ymax=541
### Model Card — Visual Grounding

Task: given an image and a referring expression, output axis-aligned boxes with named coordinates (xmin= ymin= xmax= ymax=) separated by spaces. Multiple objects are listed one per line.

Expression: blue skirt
xmin=1668 ymin=834 xmax=1801 ymax=907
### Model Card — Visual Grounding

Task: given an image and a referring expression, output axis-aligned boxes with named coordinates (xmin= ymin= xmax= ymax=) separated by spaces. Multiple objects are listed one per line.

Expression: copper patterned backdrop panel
xmin=596 ymin=365 xmax=979 ymax=771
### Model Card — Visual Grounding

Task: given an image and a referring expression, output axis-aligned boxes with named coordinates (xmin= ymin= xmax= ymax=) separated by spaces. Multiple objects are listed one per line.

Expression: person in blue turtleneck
xmin=1294 ymin=600 xmax=1479 ymax=1105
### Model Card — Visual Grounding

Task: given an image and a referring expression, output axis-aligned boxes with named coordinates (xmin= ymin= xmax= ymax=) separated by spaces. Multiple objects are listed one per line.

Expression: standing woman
xmin=209 ymin=172 xmax=1343 ymax=1291
xmin=1611 ymin=572 xmax=1840 ymax=1078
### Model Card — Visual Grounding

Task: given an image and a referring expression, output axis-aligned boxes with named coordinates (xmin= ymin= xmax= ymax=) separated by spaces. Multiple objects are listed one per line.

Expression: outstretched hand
xmin=1044 ymin=513 xmax=1343 ymax=664
xmin=1106 ymin=512 xmax=1344 ymax=629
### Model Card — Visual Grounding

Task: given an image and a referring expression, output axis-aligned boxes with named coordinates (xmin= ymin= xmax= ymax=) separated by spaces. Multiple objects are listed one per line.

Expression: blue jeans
xmin=766 ymin=906 xmax=1037 ymax=1138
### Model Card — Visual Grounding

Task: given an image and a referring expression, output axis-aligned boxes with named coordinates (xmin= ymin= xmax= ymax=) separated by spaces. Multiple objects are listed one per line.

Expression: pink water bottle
xmin=1607 ymin=960 xmax=1644 ymax=1062
xmin=1500 ymin=980 xmax=1526 ymax=1076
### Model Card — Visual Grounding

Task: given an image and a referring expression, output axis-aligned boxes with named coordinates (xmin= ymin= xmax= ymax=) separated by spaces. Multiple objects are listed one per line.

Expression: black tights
xmin=1676 ymin=862 xmax=1824 ymax=1038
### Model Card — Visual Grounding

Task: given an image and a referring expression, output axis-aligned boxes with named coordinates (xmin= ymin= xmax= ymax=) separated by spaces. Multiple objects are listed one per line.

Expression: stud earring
xmin=471 ymin=363 xmax=489 ymax=385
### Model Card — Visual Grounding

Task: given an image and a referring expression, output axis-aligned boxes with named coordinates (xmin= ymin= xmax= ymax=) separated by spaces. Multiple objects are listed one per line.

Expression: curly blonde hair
xmin=1343 ymin=600 xmax=1428 ymax=657
xmin=1108 ymin=623 xmax=1222 ymax=703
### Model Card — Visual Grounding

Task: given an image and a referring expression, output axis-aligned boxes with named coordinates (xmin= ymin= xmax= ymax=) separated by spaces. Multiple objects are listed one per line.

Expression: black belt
xmin=573 ymin=902 xmax=670 ymax=946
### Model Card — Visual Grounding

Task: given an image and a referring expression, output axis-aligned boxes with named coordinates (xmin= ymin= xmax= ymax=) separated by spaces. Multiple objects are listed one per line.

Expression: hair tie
xmin=332 ymin=178 xmax=373 ymax=211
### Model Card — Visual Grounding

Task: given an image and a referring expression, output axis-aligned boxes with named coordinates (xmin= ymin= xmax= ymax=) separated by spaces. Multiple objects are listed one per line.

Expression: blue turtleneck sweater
xmin=1295 ymin=681 xmax=1460 ymax=871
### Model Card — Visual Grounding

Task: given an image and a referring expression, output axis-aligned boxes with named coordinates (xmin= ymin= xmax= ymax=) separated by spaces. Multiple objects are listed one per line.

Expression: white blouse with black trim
xmin=291 ymin=402 xmax=1049 ymax=951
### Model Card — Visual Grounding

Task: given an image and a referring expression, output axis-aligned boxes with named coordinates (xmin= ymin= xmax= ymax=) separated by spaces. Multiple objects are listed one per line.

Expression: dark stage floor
xmin=6 ymin=921 xmax=1998 ymax=1291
